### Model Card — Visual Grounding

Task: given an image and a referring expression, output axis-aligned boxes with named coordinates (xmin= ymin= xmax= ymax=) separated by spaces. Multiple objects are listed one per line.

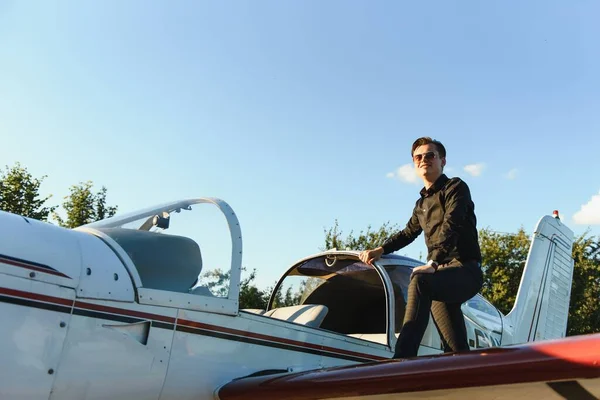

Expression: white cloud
xmin=463 ymin=163 xmax=485 ymax=177
xmin=573 ymin=191 xmax=600 ymax=225
xmin=386 ymin=163 xmax=419 ymax=184
xmin=505 ymin=168 xmax=518 ymax=180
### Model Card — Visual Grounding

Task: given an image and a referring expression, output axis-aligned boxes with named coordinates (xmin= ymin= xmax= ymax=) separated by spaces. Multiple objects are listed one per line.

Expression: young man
xmin=359 ymin=137 xmax=483 ymax=358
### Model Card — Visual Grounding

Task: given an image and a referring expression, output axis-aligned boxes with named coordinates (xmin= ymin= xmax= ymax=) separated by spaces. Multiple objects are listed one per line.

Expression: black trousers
xmin=394 ymin=259 xmax=483 ymax=358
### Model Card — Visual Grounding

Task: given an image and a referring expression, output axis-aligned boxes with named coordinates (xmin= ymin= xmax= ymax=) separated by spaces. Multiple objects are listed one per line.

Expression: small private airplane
xmin=0 ymin=197 xmax=598 ymax=399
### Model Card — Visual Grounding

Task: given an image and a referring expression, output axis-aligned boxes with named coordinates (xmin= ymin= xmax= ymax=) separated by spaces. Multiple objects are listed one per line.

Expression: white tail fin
xmin=502 ymin=213 xmax=575 ymax=345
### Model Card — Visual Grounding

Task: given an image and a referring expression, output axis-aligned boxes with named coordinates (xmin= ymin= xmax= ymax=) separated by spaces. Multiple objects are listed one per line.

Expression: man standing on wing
xmin=359 ymin=137 xmax=483 ymax=358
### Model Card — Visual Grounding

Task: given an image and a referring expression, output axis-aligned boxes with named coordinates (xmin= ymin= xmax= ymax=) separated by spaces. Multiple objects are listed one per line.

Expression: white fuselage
xmin=0 ymin=211 xmax=396 ymax=400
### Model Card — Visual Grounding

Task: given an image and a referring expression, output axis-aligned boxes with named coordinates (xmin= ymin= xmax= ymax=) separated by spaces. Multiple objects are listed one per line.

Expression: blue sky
xmin=1 ymin=1 xmax=599 ymax=289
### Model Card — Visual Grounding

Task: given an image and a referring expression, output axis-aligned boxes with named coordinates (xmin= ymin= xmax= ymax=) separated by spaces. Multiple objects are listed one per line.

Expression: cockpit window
xmin=462 ymin=294 xmax=503 ymax=334
xmin=270 ymin=255 xmax=388 ymax=340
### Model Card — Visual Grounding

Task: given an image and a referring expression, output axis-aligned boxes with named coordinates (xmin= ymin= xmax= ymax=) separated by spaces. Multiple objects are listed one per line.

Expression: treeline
xmin=1 ymin=162 xmax=598 ymax=336
xmin=0 ymin=163 xmax=117 ymax=227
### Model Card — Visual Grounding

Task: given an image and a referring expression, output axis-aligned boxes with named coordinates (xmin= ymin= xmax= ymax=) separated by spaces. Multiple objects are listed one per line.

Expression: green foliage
xmin=199 ymin=268 xmax=232 ymax=298
xmin=271 ymin=283 xmax=303 ymax=309
xmin=567 ymin=233 xmax=600 ymax=336
xmin=0 ymin=163 xmax=117 ymax=228
xmin=199 ymin=268 xmax=270 ymax=308
xmin=478 ymin=227 xmax=531 ymax=315
xmin=54 ymin=181 xmax=117 ymax=228
xmin=0 ymin=163 xmax=57 ymax=221
xmin=239 ymin=269 xmax=272 ymax=309
xmin=323 ymin=219 xmax=400 ymax=251
xmin=199 ymin=267 xmax=300 ymax=310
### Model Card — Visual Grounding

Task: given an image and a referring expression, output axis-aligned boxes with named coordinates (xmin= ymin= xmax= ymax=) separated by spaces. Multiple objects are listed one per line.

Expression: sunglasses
xmin=412 ymin=151 xmax=437 ymax=163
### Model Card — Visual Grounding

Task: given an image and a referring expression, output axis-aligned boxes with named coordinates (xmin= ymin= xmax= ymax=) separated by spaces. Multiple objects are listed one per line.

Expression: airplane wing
xmin=217 ymin=333 xmax=600 ymax=400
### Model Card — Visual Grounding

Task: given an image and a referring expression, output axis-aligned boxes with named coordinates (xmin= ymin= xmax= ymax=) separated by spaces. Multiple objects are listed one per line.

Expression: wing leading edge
xmin=217 ymin=333 xmax=600 ymax=400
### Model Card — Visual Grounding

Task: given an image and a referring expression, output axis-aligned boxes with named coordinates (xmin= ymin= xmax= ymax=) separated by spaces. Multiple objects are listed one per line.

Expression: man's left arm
xmin=428 ymin=179 xmax=472 ymax=264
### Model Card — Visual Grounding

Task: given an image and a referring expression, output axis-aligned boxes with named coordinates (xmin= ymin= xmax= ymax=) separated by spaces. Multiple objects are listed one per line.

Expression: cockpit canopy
xmin=81 ymin=198 xmax=242 ymax=299
xmin=268 ymin=253 xmax=416 ymax=339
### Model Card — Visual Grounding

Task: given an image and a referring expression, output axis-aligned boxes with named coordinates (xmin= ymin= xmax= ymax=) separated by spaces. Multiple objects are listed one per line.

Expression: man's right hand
xmin=359 ymin=247 xmax=384 ymax=265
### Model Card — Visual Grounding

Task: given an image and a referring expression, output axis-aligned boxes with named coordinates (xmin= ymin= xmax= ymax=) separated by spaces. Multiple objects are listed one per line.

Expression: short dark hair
xmin=411 ymin=137 xmax=446 ymax=158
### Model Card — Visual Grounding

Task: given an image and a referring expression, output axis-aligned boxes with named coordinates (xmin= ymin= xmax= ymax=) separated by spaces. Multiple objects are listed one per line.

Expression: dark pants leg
xmin=431 ymin=301 xmax=469 ymax=352
xmin=393 ymin=260 xmax=482 ymax=358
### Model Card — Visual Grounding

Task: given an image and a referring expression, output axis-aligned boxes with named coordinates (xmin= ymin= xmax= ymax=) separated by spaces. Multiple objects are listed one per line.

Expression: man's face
xmin=412 ymin=144 xmax=445 ymax=181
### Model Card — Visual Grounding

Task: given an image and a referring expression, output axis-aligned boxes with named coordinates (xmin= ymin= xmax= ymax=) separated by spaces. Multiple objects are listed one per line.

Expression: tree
xmin=322 ymin=219 xmax=400 ymax=251
xmin=198 ymin=267 xmax=299 ymax=310
xmin=239 ymin=269 xmax=272 ymax=309
xmin=54 ymin=181 xmax=118 ymax=228
xmin=199 ymin=267 xmax=270 ymax=308
xmin=478 ymin=227 xmax=531 ymax=315
xmin=567 ymin=233 xmax=600 ymax=336
xmin=0 ymin=163 xmax=57 ymax=221
xmin=199 ymin=268 xmax=232 ymax=298
xmin=271 ymin=283 xmax=303 ymax=309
